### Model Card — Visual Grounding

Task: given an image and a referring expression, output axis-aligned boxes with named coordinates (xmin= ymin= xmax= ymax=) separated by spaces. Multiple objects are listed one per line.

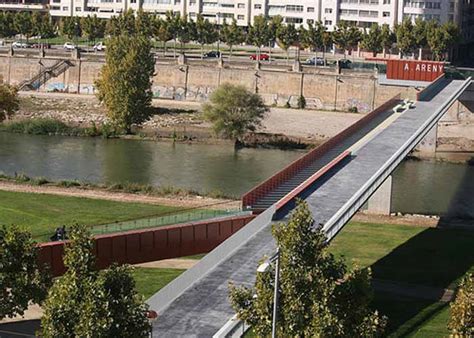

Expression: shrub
xmin=348 ymin=106 xmax=359 ymax=113
xmin=57 ymin=180 xmax=81 ymax=188
xmin=3 ymin=119 xmax=75 ymax=135
xmin=297 ymin=95 xmax=306 ymax=109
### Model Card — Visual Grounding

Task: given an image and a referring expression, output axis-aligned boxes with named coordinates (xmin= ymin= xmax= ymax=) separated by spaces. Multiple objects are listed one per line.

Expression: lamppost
xmin=257 ymin=248 xmax=280 ymax=338
xmin=216 ymin=12 xmax=221 ymax=57
xmin=38 ymin=59 xmax=44 ymax=92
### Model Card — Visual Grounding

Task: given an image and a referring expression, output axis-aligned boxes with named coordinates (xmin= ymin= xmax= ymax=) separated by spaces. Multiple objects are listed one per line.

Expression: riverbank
xmin=0 ymin=176 xmax=240 ymax=210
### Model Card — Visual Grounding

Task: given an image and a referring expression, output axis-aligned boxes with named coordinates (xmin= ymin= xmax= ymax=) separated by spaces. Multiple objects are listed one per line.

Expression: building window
xmin=324 ymin=8 xmax=332 ymax=13
xmin=52 ymin=0 xmax=60 ymax=3
xmin=237 ymin=14 xmax=244 ymax=19
xmin=433 ymin=2 xmax=440 ymax=8
xmin=285 ymin=17 xmax=303 ymax=23
xmin=189 ymin=0 xmax=196 ymax=4
xmin=383 ymin=0 xmax=390 ymax=4
xmin=307 ymin=19 xmax=314 ymax=24
xmin=286 ymin=5 xmax=303 ymax=12
xmin=307 ymin=6 xmax=314 ymax=12
xmin=62 ymin=6 xmax=68 ymax=10
xmin=175 ymin=0 xmax=181 ymax=4
xmin=324 ymin=20 xmax=332 ymax=25
xmin=75 ymin=6 xmax=81 ymax=10
xmin=254 ymin=4 xmax=262 ymax=9
xmin=237 ymin=2 xmax=244 ymax=7
xmin=383 ymin=11 xmax=390 ymax=16
xmin=51 ymin=5 xmax=60 ymax=9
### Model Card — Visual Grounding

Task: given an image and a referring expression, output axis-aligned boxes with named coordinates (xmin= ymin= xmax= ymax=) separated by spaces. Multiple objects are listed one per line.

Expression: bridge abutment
xmin=367 ymin=175 xmax=392 ymax=215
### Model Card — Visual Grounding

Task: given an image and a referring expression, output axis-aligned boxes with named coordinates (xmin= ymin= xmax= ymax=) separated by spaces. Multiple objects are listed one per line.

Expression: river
xmin=0 ymin=132 xmax=472 ymax=217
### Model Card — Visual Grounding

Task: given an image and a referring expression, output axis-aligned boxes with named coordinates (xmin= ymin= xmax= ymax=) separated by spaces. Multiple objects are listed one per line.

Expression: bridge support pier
xmin=416 ymin=124 xmax=438 ymax=155
xmin=367 ymin=175 xmax=392 ymax=215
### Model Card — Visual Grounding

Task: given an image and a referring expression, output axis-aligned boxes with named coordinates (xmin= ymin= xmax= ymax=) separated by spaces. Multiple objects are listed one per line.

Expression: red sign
xmin=386 ymin=59 xmax=445 ymax=82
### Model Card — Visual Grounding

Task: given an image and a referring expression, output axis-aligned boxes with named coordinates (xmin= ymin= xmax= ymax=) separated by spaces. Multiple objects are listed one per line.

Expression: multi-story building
xmin=0 ymin=0 xmax=472 ymax=43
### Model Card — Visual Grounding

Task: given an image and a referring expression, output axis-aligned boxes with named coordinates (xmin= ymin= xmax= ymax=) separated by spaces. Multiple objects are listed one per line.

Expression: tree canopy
xmin=229 ymin=201 xmax=387 ymax=336
xmin=203 ymin=83 xmax=268 ymax=142
xmin=0 ymin=83 xmax=19 ymax=123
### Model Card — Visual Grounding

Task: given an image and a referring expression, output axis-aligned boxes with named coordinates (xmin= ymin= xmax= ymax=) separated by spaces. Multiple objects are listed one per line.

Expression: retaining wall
xmin=37 ymin=214 xmax=255 ymax=277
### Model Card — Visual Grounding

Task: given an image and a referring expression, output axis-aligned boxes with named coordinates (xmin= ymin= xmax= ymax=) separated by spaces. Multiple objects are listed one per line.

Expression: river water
xmin=0 ymin=132 xmax=472 ymax=217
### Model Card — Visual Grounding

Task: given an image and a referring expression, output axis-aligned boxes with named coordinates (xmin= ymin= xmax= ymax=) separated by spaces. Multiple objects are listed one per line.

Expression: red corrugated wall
xmin=37 ymin=214 xmax=256 ymax=276
xmin=386 ymin=60 xmax=445 ymax=81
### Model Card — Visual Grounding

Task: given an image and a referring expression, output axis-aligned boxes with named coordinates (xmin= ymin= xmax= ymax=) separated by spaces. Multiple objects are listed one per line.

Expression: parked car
xmin=203 ymin=50 xmax=221 ymax=58
xmin=63 ymin=42 xmax=77 ymax=51
xmin=249 ymin=53 xmax=269 ymax=61
xmin=0 ymin=40 xmax=4 ymax=46
xmin=306 ymin=56 xmax=325 ymax=66
xmin=12 ymin=41 xmax=30 ymax=49
xmin=31 ymin=43 xmax=51 ymax=49
xmin=337 ymin=59 xmax=352 ymax=69
xmin=93 ymin=42 xmax=106 ymax=51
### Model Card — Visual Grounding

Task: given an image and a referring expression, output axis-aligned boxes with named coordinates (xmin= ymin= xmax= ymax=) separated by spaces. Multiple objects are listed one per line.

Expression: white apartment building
xmin=0 ymin=0 xmax=472 ymax=42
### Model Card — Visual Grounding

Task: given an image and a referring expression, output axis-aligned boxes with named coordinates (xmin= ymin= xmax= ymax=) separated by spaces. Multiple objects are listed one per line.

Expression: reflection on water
xmin=0 ymin=132 xmax=473 ymax=217
xmin=392 ymin=159 xmax=474 ymax=217
xmin=0 ymin=132 xmax=302 ymax=196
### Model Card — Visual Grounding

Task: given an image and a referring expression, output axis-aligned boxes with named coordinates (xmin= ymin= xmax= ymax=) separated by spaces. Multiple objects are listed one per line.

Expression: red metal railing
xmin=37 ymin=214 xmax=255 ymax=277
xmin=416 ymin=74 xmax=447 ymax=101
xmin=241 ymin=94 xmax=401 ymax=209
xmin=275 ymin=150 xmax=351 ymax=210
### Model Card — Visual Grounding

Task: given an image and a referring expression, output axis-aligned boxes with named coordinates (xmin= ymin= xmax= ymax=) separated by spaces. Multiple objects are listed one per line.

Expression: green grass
xmin=132 ymin=267 xmax=185 ymax=299
xmin=330 ymin=222 xmax=474 ymax=289
xmin=0 ymin=190 xmax=185 ymax=240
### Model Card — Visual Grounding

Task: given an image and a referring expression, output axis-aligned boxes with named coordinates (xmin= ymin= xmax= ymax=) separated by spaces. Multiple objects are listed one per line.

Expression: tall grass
xmin=1 ymin=119 xmax=80 ymax=135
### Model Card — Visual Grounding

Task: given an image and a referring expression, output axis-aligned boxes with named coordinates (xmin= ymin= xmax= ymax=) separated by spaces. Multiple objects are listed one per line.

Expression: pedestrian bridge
xmin=147 ymin=75 xmax=473 ymax=337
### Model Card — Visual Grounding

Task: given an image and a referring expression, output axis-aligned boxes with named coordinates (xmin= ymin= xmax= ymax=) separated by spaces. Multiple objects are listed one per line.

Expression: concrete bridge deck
xmin=148 ymin=78 xmax=471 ymax=337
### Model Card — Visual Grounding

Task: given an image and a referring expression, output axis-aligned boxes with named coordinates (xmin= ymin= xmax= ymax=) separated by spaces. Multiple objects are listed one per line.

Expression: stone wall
xmin=0 ymin=54 xmax=419 ymax=113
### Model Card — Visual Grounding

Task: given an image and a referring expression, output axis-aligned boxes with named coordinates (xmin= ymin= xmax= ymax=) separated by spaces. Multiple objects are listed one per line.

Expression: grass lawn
xmin=132 ymin=267 xmax=185 ymax=299
xmin=0 ymin=190 xmax=185 ymax=240
xmin=244 ymin=221 xmax=473 ymax=337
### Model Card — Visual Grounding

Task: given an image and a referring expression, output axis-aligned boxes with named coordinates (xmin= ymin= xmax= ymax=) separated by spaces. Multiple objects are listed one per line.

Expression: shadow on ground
xmin=370 ymin=226 xmax=474 ymax=336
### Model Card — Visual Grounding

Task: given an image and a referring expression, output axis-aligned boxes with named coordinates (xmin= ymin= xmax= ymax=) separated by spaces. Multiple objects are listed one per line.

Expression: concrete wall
xmin=0 ymin=55 xmax=419 ymax=113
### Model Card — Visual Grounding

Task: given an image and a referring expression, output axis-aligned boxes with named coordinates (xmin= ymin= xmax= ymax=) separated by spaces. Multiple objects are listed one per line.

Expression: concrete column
xmin=416 ymin=124 xmax=438 ymax=155
xmin=367 ymin=175 xmax=392 ymax=215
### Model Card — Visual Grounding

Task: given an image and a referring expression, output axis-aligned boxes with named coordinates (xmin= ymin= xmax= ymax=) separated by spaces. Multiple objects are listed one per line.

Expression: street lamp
xmin=257 ymin=248 xmax=280 ymax=338
xmin=216 ymin=11 xmax=221 ymax=57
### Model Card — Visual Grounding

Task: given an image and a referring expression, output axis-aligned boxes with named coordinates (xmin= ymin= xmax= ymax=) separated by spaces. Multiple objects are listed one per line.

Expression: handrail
xmin=323 ymin=77 xmax=471 ymax=242
xmin=275 ymin=150 xmax=351 ymax=210
xmin=241 ymin=93 xmax=401 ymax=209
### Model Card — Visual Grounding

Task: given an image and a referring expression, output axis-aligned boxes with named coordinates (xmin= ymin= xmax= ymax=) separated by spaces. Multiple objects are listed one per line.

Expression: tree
xmin=0 ymin=84 xmax=19 ymax=123
xmin=428 ymin=22 xmax=461 ymax=61
xmin=105 ymin=9 xmax=136 ymax=37
xmin=203 ymin=83 xmax=268 ymax=143
xmin=154 ymin=17 xmax=173 ymax=56
xmin=396 ymin=19 xmax=416 ymax=58
xmin=95 ymin=34 xmax=155 ymax=133
xmin=302 ymin=21 xmax=324 ymax=54
xmin=229 ymin=201 xmax=387 ymax=336
xmin=333 ymin=20 xmax=362 ymax=57
xmin=60 ymin=16 xmax=81 ymax=40
xmin=135 ymin=10 xmax=155 ymax=38
xmin=0 ymin=226 xmax=51 ymax=319
xmin=380 ymin=24 xmax=395 ymax=56
xmin=41 ymin=225 xmax=151 ymax=337
xmin=448 ymin=273 xmax=473 ymax=336
xmin=165 ymin=11 xmax=181 ymax=58
xmin=413 ymin=17 xmax=428 ymax=51
xmin=176 ymin=15 xmax=196 ymax=53
xmin=276 ymin=23 xmax=298 ymax=63
xmin=247 ymin=15 xmax=270 ymax=59
xmin=321 ymin=30 xmax=333 ymax=64
xmin=81 ymin=15 xmax=105 ymax=43
xmin=14 ymin=12 xmax=33 ymax=41
xmin=361 ymin=23 xmax=382 ymax=56
xmin=0 ymin=12 xmax=17 ymax=38
xmin=195 ymin=14 xmax=218 ymax=58
xmin=220 ymin=18 xmax=245 ymax=59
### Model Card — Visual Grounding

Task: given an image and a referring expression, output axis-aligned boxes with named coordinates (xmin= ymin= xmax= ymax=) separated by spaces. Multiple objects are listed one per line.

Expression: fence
xmin=37 ymin=214 xmax=256 ymax=277
xmin=241 ymin=93 xmax=401 ymax=209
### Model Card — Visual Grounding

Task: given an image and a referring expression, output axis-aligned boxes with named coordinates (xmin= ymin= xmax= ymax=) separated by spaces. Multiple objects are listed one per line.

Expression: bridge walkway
xmin=149 ymin=78 xmax=470 ymax=337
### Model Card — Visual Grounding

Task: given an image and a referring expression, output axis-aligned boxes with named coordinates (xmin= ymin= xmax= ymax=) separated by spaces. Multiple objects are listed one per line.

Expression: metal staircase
xmin=19 ymin=60 xmax=73 ymax=91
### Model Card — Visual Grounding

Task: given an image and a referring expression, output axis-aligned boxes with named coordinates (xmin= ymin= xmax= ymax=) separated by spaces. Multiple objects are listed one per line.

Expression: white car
xmin=63 ymin=42 xmax=77 ymax=51
xmin=0 ymin=40 xmax=4 ymax=46
xmin=93 ymin=42 xmax=106 ymax=51
xmin=12 ymin=41 xmax=29 ymax=49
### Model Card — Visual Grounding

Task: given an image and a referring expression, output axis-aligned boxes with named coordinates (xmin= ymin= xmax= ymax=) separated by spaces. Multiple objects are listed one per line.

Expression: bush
xmin=0 ymin=84 xmax=19 ymax=122
xmin=348 ymin=106 xmax=359 ymax=113
xmin=57 ymin=180 xmax=81 ymax=188
xmin=297 ymin=95 xmax=306 ymax=109
xmin=3 ymin=119 xmax=76 ymax=135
